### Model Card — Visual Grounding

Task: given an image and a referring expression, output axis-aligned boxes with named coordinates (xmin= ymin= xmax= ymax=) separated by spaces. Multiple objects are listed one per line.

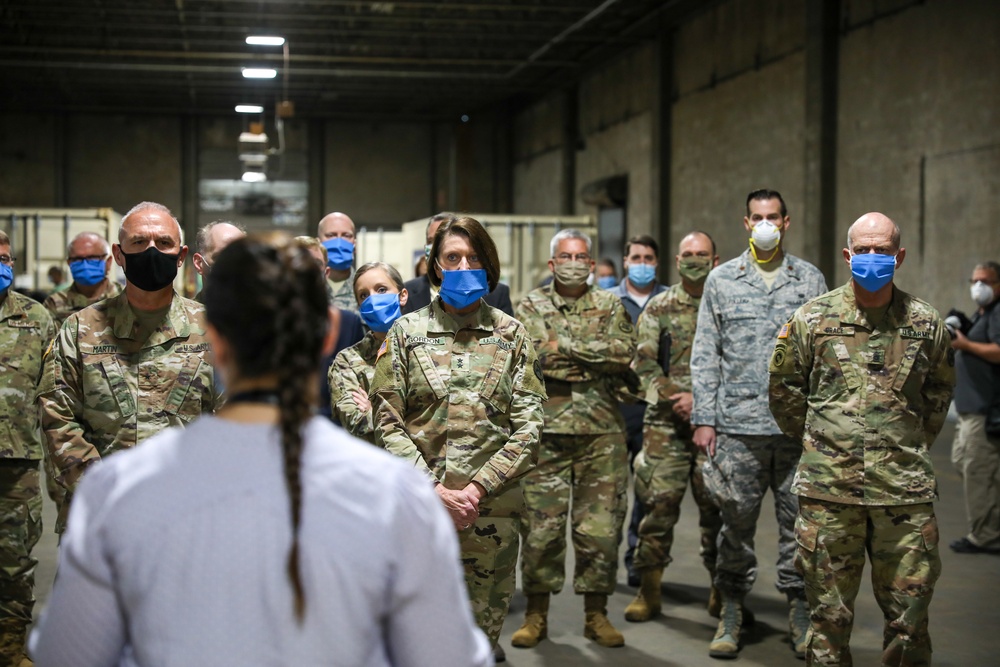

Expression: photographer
xmin=950 ymin=261 xmax=1000 ymax=554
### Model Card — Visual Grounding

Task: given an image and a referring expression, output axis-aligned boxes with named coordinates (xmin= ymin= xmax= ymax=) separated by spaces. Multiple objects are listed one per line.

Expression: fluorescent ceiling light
xmin=242 ymin=68 xmax=277 ymax=79
xmin=235 ymin=104 xmax=264 ymax=113
xmin=242 ymin=171 xmax=267 ymax=183
xmin=246 ymin=36 xmax=285 ymax=46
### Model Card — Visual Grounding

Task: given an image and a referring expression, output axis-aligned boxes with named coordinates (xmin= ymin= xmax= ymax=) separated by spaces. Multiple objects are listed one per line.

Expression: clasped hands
xmin=436 ymin=482 xmax=486 ymax=532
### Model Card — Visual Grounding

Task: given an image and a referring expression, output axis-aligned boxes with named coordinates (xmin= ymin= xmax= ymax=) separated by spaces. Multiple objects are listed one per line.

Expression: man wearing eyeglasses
xmin=769 ymin=213 xmax=954 ymax=666
xmin=0 ymin=231 xmax=56 ymax=666
xmin=43 ymin=232 xmax=123 ymax=329
xmin=512 ymin=229 xmax=636 ymax=649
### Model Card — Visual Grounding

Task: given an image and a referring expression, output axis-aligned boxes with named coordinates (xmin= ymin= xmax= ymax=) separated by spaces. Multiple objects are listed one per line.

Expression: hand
xmin=693 ymin=425 xmax=717 ymax=457
xmin=436 ymin=484 xmax=479 ymax=531
xmin=668 ymin=392 xmax=693 ymax=421
xmin=350 ymin=389 xmax=371 ymax=413
xmin=950 ymin=330 xmax=967 ymax=350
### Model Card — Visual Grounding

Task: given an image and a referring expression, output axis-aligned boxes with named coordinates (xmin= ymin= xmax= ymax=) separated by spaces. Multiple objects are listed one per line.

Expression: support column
xmin=561 ymin=87 xmax=578 ymax=215
xmin=180 ymin=116 xmax=199 ymax=244
xmin=651 ymin=22 xmax=674 ymax=279
xmin=804 ymin=0 xmax=840 ymax=281
xmin=308 ymin=118 xmax=326 ymax=224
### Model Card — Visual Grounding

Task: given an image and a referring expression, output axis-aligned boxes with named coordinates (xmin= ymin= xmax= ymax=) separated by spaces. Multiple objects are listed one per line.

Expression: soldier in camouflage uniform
xmin=624 ymin=231 xmax=723 ymax=624
xmin=369 ymin=217 xmax=545 ymax=654
xmin=769 ymin=213 xmax=955 ymax=667
xmin=691 ymin=190 xmax=828 ymax=658
xmin=0 ymin=232 xmax=56 ymax=666
xmin=318 ymin=212 xmax=359 ymax=313
xmin=512 ymin=229 xmax=636 ymax=649
xmin=329 ymin=262 xmax=409 ymax=444
xmin=37 ymin=202 xmax=219 ymax=532
xmin=43 ymin=232 xmax=123 ymax=328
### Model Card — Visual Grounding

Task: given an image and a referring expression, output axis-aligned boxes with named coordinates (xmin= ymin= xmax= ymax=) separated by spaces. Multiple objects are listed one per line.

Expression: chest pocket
xmin=163 ymin=355 xmax=209 ymax=422
xmin=84 ymin=357 xmax=137 ymax=430
xmin=814 ymin=335 xmax=862 ymax=394
xmin=479 ymin=347 xmax=514 ymax=415
xmin=892 ymin=337 xmax=929 ymax=397
xmin=411 ymin=344 xmax=450 ymax=402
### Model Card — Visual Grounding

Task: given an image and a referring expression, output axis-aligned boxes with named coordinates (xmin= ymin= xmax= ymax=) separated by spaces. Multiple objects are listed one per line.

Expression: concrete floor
xmin=31 ymin=420 xmax=1000 ymax=665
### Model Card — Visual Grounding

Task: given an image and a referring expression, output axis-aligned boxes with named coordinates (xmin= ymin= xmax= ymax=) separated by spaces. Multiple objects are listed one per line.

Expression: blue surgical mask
xmin=0 ymin=263 xmax=12 ymax=292
xmin=627 ymin=263 xmax=656 ymax=288
xmin=322 ymin=238 xmax=355 ymax=271
xmin=597 ymin=276 xmax=617 ymax=290
xmin=850 ymin=253 xmax=896 ymax=292
xmin=359 ymin=293 xmax=402 ymax=332
xmin=438 ymin=267 xmax=489 ymax=309
xmin=69 ymin=258 xmax=107 ymax=286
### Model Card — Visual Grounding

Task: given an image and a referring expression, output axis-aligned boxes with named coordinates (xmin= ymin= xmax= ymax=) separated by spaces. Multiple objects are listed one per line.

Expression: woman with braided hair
xmin=31 ymin=235 xmax=491 ymax=667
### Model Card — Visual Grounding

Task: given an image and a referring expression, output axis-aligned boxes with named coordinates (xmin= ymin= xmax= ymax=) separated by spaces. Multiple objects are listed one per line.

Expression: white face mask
xmin=971 ymin=281 xmax=995 ymax=307
xmin=750 ymin=220 xmax=781 ymax=251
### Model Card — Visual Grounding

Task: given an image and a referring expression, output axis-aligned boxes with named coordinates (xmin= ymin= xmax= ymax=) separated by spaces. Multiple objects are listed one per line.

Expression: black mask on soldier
xmin=121 ymin=247 xmax=180 ymax=292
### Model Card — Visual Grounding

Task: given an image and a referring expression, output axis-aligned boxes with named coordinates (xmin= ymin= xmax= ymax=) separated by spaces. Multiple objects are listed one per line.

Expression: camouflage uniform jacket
xmin=37 ymin=291 xmax=219 ymax=490
xmin=370 ymin=298 xmax=546 ymax=515
xmin=43 ymin=279 xmax=123 ymax=329
xmin=329 ymin=331 xmax=380 ymax=444
xmin=768 ymin=282 xmax=955 ymax=506
xmin=0 ymin=291 xmax=56 ymax=460
xmin=691 ymin=249 xmax=827 ymax=435
xmin=329 ymin=267 xmax=357 ymax=313
xmin=633 ymin=282 xmax=699 ymax=425
xmin=517 ymin=283 xmax=636 ymax=435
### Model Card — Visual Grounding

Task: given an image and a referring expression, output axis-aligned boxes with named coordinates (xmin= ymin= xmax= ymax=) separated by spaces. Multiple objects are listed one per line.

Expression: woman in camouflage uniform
xmin=370 ymin=217 xmax=547 ymax=652
xmin=328 ymin=262 xmax=408 ymax=444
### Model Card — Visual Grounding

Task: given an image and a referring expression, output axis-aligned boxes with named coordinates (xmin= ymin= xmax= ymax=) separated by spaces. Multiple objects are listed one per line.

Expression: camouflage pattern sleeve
xmin=921 ymin=314 xmax=956 ymax=446
xmin=369 ymin=325 xmax=435 ymax=480
xmin=515 ymin=293 xmax=566 ymax=379
xmin=37 ymin=315 xmax=99 ymax=491
xmin=560 ymin=295 xmax=636 ymax=375
xmin=329 ymin=346 xmax=374 ymax=440
xmin=471 ymin=327 xmax=546 ymax=496
xmin=690 ymin=274 xmax=723 ymax=427
xmin=768 ymin=310 xmax=813 ymax=442
xmin=633 ymin=302 xmax=675 ymax=405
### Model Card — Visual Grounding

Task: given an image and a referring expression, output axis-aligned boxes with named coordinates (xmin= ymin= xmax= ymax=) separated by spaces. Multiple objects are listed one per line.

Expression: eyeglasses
xmin=68 ymin=255 xmax=107 ymax=263
xmin=0 ymin=255 xmax=15 ymax=265
xmin=554 ymin=253 xmax=591 ymax=263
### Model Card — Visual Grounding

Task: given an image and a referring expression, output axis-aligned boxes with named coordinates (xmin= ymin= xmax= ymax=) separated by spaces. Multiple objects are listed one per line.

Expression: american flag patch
xmin=376 ymin=340 xmax=388 ymax=362
xmin=777 ymin=323 xmax=790 ymax=339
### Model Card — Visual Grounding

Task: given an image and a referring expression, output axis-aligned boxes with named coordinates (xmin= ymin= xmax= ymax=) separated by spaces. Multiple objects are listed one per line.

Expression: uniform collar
xmin=838 ymin=281 xmax=913 ymax=330
xmin=427 ymin=296 xmax=494 ymax=334
xmin=111 ymin=291 xmax=191 ymax=341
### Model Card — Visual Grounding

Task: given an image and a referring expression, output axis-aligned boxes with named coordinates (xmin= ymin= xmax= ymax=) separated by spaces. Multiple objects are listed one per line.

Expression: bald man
xmin=318 ymin=211 xmax=358 ymax=312
xmin=44 ymin=232 xmax=123 ymax=328
xmin=38 ymin=201 xmax=220 ymax=532
xmin=192 ymin=220 xmax=246 ymax=302
xmin=769 ymin=213 xmax=955 ymax=666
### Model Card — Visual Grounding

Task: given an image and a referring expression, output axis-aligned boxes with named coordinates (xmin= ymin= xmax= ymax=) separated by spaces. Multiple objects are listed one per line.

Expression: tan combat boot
xmin=624 ymin=567 xmax=663 ymax=622
xmin=788 ymin=595 xmax=810 ymax=659
xmin=510 ymin=593 xmax=549 ymax=648
xmin=584 ymin=593 xmax=625 ymax=647
xmin=708 ymin=597 xmax=743 ymax=659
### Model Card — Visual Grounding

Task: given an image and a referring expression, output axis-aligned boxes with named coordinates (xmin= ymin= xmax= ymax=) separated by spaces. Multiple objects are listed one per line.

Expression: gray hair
xmin=197 ymin=220 xmax=246 ymax=255
xmin=118 ymin=201 xmax=182 ymax=243
xmin=550 ymin=229 xmax=593 ymax=258
xmin=66 ymin=231 xmax=110 ymax=257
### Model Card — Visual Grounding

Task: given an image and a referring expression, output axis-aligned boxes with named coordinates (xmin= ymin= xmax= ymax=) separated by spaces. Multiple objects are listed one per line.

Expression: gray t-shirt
xmin=954 ymin=300 xmax=1000 ymax=414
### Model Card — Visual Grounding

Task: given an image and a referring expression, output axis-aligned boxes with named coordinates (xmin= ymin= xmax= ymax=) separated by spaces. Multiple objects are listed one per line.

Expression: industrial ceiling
xmin=0 ymin=0 xmax=713 ymax=120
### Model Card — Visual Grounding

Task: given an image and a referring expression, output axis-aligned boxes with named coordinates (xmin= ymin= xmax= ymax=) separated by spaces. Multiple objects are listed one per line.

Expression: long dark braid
xmin=204 ymin=234 xmax=330 ymax=622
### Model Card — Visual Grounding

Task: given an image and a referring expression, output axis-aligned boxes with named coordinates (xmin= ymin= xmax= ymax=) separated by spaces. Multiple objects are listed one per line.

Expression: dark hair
xmin=353 ymin=261 xmax=405 ymax=304
xmin=204 ymin=234 xmax=330 ymax=622
xmin=624 ymin=234 xmax=659 ymax=260
xmin=426 ymin=212 xmax=457 ymax=237
xmin=597 ymin=257 xmax=617 ymax=277
xmin=746 ymin=189 xmax=788 ymax=217
xmin=976 ymin=261 xmax=1000 ymax=282
xmin=427 ymin=216 xmax=500 ymax=292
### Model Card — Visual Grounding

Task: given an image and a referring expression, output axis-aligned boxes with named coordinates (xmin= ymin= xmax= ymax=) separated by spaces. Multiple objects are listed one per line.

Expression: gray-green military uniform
xmin=328 ymin=331 xmax=380 ymax=444
xmin=632 ymin=282 xmax=721 ymax=574
xmin=43 ymin=279 xmax=123 ymax=329
xmin=370 ymin=297 xmax=545 ymax=645
xmin=328 ymin=267 xmax=357 ymax=313
xmin=690 ymin=249 xmax=827 ymax=600
xmin=0 ymin=290 xmax=55 ymax=663
xmin=769 ymin=282 xmax=955 ymax=667
xmin=516 ymin=283 xmax=636 ymax=596
xmin=37 ymin=291 xmax=219 ymax=531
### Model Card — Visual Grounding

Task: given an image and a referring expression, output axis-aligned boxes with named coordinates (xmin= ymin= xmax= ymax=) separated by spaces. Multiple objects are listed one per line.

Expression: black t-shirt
xmin=954 ymin=299 xmax=1000 ymax=414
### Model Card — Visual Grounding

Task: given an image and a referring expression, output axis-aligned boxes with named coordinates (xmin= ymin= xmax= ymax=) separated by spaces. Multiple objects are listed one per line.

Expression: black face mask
xmin=121 ymin=247 xmax=180 ymax=292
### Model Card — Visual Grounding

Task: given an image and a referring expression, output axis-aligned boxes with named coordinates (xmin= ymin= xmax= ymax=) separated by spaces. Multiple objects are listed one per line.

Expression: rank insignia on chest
xmin=868 ymin=349 xmax=885 ymax=368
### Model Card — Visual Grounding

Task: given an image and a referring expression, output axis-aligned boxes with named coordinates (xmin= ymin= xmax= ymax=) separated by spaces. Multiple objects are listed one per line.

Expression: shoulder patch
xmin=376 ymin=340 xmax=388 ymax=363
xmin=533 ymin=358 xmax=543 ymax=382
xmin=619 ymin=320 xmax=634 ymax=334
xmin=778 ymin=323 xmax=790 ymax=339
